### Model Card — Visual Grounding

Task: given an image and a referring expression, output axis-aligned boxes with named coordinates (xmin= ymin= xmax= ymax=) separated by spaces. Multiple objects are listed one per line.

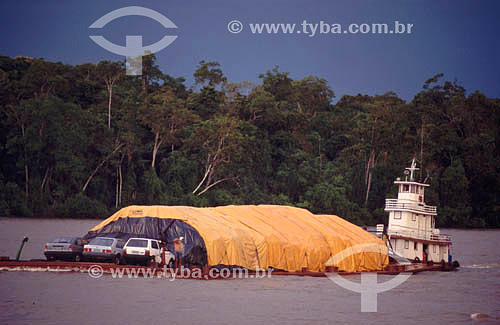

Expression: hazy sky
xmin=1 ymin=0 xmax=499 ymax=102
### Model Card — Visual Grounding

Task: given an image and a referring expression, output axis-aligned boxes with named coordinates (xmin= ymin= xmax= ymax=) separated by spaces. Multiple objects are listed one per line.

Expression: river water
xmin=0 ymin=217 xmax=499 ymax=324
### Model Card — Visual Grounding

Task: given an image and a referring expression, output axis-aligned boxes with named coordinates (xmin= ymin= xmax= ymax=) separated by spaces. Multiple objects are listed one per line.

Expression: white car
xmin=122 ymin=238 xmax=175 ymax=267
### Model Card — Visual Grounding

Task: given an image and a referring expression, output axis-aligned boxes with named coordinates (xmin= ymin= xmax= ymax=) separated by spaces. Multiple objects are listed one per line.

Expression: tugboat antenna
xmin=405 ymin=158 xmax=419 ymax=182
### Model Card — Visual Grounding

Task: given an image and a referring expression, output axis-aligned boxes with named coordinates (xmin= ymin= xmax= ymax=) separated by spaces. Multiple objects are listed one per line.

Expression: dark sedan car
xmin=44 ymin=237 xmax=87 ymax=262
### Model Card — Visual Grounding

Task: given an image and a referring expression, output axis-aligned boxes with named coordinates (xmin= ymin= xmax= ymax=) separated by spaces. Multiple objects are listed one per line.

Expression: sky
xmin=0 ymin=0 xmax=499 ymax=102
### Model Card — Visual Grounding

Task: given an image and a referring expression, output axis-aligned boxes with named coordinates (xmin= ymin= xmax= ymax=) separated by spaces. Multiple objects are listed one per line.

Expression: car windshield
xmin=126 ymin=239 xmax=148 ymax=248
xmin=53 ymin=237 xmax=73 ymax=243
xmin=89 ymin=238 xmax=114 ymax=246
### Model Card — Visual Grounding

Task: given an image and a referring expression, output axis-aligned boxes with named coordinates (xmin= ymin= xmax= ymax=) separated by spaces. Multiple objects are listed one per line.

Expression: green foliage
xmin=0 ymin=179 xmax=32 ymax=217
xmin=57 ymin=193 xmax=109 ymax=219
xmin=0 ymin=55 xmax=498 ymax=227
xmin=142 ymin=168 xmax=168 ymax=205
xmin=194 ymin=61 xmax=227 ymax=88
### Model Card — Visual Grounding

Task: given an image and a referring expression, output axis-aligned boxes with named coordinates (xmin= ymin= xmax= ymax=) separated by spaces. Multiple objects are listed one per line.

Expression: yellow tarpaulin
xmin=89 ymin=205 xmax=388 ymax=272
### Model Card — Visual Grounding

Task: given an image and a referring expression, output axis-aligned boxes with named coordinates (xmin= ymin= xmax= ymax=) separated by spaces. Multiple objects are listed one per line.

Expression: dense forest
xmin=0 ymin=55 xmax=498 ymax=227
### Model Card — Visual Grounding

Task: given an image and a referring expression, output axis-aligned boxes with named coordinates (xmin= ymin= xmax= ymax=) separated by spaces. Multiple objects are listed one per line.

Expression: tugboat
xmin=381 ymin=159 xmax=458 ymax=269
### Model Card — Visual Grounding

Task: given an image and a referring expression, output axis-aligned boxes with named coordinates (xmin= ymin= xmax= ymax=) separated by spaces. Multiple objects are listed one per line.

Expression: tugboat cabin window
xmin=404 ymin=240 xmax=409 ymax=249
xmin=414 ymin=242 xmax=417 ymax=250
xmin=402 ymin=184 xmax=409 ymax=192
xmin=410 ymin=184 xmax=416 ymax=193
xmin=394 ymin=211 xmax=402 ymax=219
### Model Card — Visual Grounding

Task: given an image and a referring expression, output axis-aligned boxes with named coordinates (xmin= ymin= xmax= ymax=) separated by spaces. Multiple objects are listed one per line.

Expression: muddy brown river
xmin=0 ymin=218 xmax=499 ymax=324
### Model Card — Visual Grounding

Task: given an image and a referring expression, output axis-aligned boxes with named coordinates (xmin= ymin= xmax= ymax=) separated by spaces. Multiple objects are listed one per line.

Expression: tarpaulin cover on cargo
xmin=86 ymin=205 xmax=388 ymax=272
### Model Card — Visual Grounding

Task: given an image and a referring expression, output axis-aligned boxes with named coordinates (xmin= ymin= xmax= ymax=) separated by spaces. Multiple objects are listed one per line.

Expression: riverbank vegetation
xmin=0 ymin=55 xmax=498 ymax=227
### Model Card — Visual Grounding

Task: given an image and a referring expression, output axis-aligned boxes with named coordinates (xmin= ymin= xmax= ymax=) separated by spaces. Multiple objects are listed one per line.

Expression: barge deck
xmin=0 ymin=259 xmax=458 ymax=279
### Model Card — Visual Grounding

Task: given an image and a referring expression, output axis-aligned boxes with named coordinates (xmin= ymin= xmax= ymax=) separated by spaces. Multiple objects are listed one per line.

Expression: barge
xmin=0 ymin=259 xmax=457 ymax=279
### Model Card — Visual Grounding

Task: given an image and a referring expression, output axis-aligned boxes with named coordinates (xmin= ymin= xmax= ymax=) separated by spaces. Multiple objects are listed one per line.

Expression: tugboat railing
xmin=430 ymin=234 xmax=452 ymax=241
xmin=385 ymin=199 xmax=437 ymax=215
xmin=387 ymin=225 xmax=452 ymax=242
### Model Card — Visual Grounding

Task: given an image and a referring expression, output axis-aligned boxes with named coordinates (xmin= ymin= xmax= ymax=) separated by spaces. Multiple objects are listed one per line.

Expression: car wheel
xmin=114 ymin=255 xmax=122 ymax=265
xmin=146 ymin=257 xmax=155 ymax=267
xmin=74 ymin=254 xmax=82 ymax=262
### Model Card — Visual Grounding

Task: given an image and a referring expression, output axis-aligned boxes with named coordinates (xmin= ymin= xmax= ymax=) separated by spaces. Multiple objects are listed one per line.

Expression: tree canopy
xmin=0 ymin=55 xmax=498 ymax=228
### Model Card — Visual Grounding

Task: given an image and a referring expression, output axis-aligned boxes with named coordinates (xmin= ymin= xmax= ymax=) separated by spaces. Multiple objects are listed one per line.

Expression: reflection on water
xmin=0 ymin=218 xmax=499 ymax=324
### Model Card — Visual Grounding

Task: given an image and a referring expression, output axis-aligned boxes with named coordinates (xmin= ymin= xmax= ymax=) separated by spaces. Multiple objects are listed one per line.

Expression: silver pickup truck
xmin=44 ymin=237 xmax=87 ymax=262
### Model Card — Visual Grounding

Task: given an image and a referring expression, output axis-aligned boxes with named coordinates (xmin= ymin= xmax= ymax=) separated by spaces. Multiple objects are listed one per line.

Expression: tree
xmin=140 ymin=53 xmax=164 ymax=92
xmin=336 ymin=93 xmax=406 ymax=206
xmin=141 ymin=87 xmax=198 ymax=170
xmin=194 ymin=61 xmax=227 ymax=88
xmin=96 ymin=61 xmax=122 ymax=129
xmin=190 ymin=116 xmax=243 ymax=196
xmin=187 ymin=86 xmax=223 ymax=120
xmin=291 ymin=76 xmax=334 ymax=117
xmin=439 ymin=159 xmax=472 ymax=226
xmin=258 ymin=65 xmax=293 ymax=102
